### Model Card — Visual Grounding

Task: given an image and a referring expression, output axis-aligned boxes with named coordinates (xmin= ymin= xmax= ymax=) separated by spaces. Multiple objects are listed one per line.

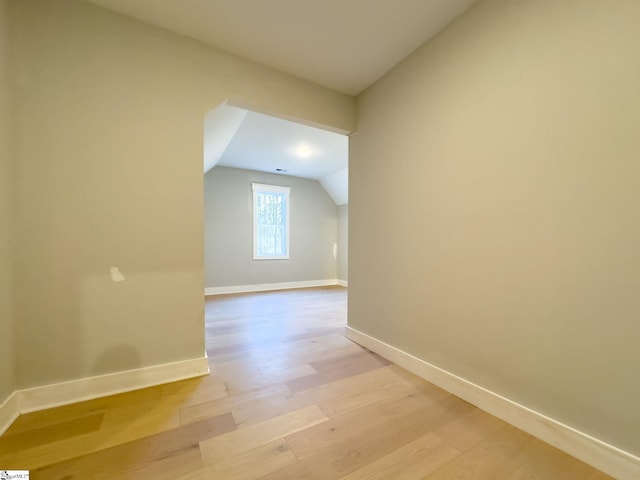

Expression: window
xmin=252 ymin=183 xmax=291 ymax=260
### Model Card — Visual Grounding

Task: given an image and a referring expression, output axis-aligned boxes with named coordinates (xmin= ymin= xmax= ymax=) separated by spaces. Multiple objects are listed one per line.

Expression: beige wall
xmin=0 ymin=0 xmax=14 ymax=402
xmin=350 ymin=0 xmax=640 ymax=456
xmin=11 ymin=0 xmax=354 ymax=389
xmin=337 ymin=205 xmax=348 ymax=282
xmin=204 ymin=167 xmax=338 ymax=287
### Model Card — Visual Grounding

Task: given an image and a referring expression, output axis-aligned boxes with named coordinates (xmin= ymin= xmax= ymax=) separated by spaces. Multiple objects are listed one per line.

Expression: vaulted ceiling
xmin=87 ymin=0 xmax=481 ymax=204
xmin=204 ymin=104 xmax=349 ymax=205
xmin=87 ymin=0 xmax=480 ymax=95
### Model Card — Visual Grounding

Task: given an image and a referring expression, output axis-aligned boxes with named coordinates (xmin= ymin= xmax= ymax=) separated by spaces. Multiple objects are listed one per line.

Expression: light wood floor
xmin=0 ymin=286 xmax=613 ymax=479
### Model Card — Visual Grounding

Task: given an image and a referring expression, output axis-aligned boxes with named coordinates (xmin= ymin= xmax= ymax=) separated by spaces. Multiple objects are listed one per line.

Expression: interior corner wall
xmin=0 ymin=0 xmax=15 ymax=403
xmin=11 ymin=0 xmax=354 ymax=390
xmin=337 ymin=204 xmax=348 ymax=283
xmin=350 ymin=0 xmax=640 ymax=458
xmin=204 ymin=166 xmax=337 ymax=288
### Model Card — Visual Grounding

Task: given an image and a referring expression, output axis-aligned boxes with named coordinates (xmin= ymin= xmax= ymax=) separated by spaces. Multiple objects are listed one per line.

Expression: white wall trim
xmin=205 ymin=279 xmax=338 ymax=296
xmin=345 ymin=326 xmax=640 ymax=480
xmin=337 ymin=280 xmax=348 ymax=287
xmin=0 ymin=355 xmax=209 ymax=436
xmin=0 ymin=391 xmax=20 ymax=437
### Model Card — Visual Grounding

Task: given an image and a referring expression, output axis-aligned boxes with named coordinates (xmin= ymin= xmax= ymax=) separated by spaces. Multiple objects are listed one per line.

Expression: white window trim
xmin=252 ymin=183 xmax=291 ymax=260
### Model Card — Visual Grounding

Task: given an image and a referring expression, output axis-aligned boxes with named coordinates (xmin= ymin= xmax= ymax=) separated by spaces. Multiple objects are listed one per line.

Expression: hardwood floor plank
xmin=317 ymin=378 xmax=412 ymax=418
xmin=1 ymin=287 xmax=613 ymax=480
xmin=287 ymin=351 xmax=390 ymax=393
xmin=159 ymin=374 xmax=225 ymax=398
xmin=340 ymin=433 xmax=460 ymax=480
xmin=0 ymin=413 xmax=104 ymax=452
xmin=208 ymin=334 xmax=352 ymax=375
xmin=231 ymin=384 xmax=337 ymax=428
xmin=327 ymin=365 xmax=404 ymax=395
xmin=179 ymin=439 xmax=297 ymax=480
xmin=178 ymin=383 xmax=292 ymax=426
xmin=3 ymin=386 xmax=161 ymax=436
xmin=92 ymin=396 xmax=197 ymax=448
xmin=503 ymin=437 xmax=606 ymax=480
xmin=434 ymin=407 xmax=509 ymax=452
xmin=422 ymin=424 xmax=533 ymax=480
xmin=206 ymin=326 xmax=344 ymax=357
xmin=259 ymin=397 xmax=468 ymax=480
xmin=95 ymin=448 xmax=203 ymax=480
xmin=284 ymin=393 xmax=427 ymax=459
xmin=199 ymin=404 xmax=329 ymax=465
xmin=310 ymin=349 xmax=391 ymax=373
xmin=28 ymin=413 xmax=235 ymax=479
xmin=159 ymin=378 xmax=229 ymax=407
xmin=225 ymin=363 xmax=317 ymax=395
xmin=285 ymin=391 xmax=472 ymax=460
xmin=587 ymin=471 xmax=617 ymax=480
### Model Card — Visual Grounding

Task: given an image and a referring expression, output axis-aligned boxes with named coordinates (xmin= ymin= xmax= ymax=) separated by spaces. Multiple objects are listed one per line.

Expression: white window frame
xmin=252 ymin=183 xmax=291 ymax=260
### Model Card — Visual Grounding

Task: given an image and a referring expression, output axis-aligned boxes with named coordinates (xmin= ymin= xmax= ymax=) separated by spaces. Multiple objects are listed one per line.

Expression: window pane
xmin=255 ymin=189 xmax=289 ymax=258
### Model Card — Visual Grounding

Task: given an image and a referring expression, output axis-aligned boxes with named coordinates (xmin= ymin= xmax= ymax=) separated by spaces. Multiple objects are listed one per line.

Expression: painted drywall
xmin=350 ymin=0 xmax=640 ymax=457
xmin=204 ymin=166 xmax=337 ymax=288
xmin=0 ymin=0 xmax=14 ymax=403
xmin=10 ymin=0 xmax=354 ymax=389
xmin=337 ymin=205 xmax=348 ymax=283
xmin=319 ymin=168 xmax=348 ymax=206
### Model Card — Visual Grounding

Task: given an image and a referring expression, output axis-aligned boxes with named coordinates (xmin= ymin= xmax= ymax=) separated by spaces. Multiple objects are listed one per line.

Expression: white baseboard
xmin=345 ymin=326 xmax=640 ymax=480
xmin=205 ymin=279 xmax=339 ymax=296
xmin=0 ymin=355 xmax=209 ymax=436
xmin=0 ymin=391 xmax=20 ymax=437
xmin=337 ymin=280 xmax=348 ymax=287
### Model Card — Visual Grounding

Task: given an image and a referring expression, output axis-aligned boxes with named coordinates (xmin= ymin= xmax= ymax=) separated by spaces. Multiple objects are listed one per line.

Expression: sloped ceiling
xmin=203 ymin=106 xmax=247 ymax=173
xmin=87 ymin=0 xmax=480 ymax=95
xmin=88 ymin=0 xmax=482 ymax=204
xmin=205 ymin=104 xmax=348 ymax=205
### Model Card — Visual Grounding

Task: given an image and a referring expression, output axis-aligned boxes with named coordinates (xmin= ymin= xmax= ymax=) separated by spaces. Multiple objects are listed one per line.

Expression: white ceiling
xmin=87 ymin=0 xmax=480 ymax=95
xmin=216 ymin=108 xmax=348 ymax=180
xmin=205 ymin=104 xmax=349 ymax=205
xmin=88 ymin=0 xmax=481 ymax=205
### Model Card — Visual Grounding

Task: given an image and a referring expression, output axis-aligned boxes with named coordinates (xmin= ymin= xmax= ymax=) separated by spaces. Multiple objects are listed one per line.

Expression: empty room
xmin=1 ymin=0 xmax=638 ymax=479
